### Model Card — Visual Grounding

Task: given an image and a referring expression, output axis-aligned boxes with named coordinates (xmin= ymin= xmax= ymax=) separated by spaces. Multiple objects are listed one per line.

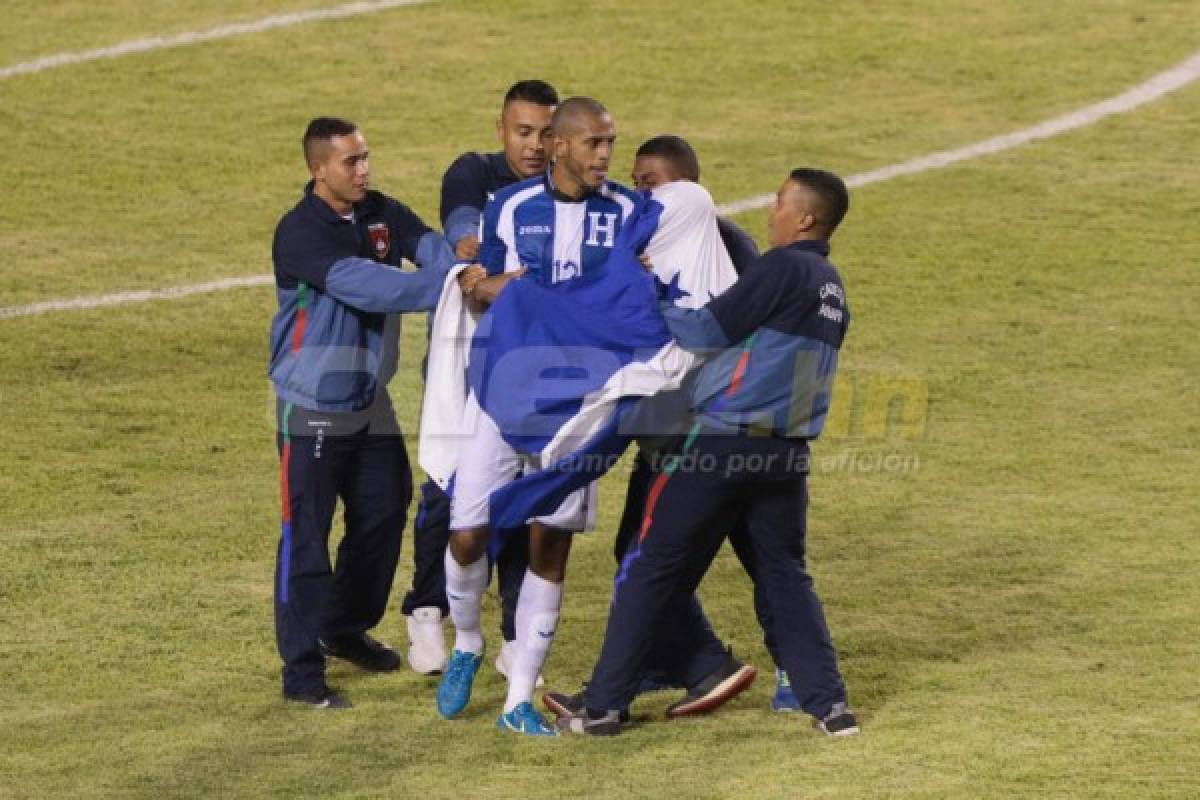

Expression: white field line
xmin=716 ymin=47 xmax=1200 ymax=216
xmin=0 ymin=275 xmax=275 ymax=319
xmin=1 ymin=47 xmax=1198 ymax=320
xmin=0 ymin=0 xmax=430 ymax=80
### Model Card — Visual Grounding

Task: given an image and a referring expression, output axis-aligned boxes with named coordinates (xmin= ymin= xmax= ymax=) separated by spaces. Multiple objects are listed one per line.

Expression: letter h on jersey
xmin=585 ymin=212 xmax=618 ymax=248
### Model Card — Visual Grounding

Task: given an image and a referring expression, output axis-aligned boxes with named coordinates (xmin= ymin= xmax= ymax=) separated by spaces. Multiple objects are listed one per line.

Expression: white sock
xmin=444 ymin=550 xmax=488 ymax=655
xmin=504 ymin=570 xmax=564 ymax=712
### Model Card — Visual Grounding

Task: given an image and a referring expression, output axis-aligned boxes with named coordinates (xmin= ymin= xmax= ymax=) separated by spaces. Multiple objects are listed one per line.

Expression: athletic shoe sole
xmin=814 ymin=714 xmax=861 ymax=737
xmin=542 ymin=691 xmax=581 ymax=720
xmin=665 ymin=664 xmax=758 ymax=718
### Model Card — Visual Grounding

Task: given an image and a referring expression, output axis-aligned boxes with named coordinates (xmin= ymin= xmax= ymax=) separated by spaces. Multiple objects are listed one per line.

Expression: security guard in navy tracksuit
xmin=268 ymin=117 xmax=464 ymax=708
xmin=550 ymin=168 xmax=860 ymax=737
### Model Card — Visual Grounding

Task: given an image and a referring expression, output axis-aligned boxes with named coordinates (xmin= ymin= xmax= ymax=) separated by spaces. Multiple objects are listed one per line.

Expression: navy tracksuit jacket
xmin=585 ymin=239 xmax=853 ymax=718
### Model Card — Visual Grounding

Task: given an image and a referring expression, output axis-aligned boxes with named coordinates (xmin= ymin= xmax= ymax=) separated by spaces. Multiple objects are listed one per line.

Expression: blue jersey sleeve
xmin=478 ymin=194 xmax=508 ymax=275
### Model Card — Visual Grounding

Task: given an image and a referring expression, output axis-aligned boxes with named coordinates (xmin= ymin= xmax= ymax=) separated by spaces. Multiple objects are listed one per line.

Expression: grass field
xmin=2 ymin=1 xmax=1199 ymax=798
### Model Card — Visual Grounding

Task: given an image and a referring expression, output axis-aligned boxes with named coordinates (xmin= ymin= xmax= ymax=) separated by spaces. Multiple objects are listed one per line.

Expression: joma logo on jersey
xmin=585 ymin=212 xmax=618 ymax=247
xmin=552 ymin=259 xmax=580 ymax=283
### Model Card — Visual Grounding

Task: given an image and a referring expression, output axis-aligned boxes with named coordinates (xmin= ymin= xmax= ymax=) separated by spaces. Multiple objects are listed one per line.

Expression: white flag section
xmin=418 ymin=181 xmax=737 ymax=527
xmin=417 ymin=262 xmax=478 ymax=490
xmin=534 ymin=182 xmax=737 ymax=468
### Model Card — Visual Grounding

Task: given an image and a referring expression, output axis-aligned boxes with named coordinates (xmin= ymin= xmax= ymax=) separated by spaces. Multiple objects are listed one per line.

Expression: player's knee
xmin=448 ymin=528 xmax=488 ymax=565
xmin=528 ymin=561 xmax=567 ymax=583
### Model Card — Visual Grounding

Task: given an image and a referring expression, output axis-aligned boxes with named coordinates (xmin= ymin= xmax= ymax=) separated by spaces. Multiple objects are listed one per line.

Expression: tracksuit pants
xmin=613 ymin=449 xmax=782 ymax=688
xmin=400 ymin=478 xmax=529 ymax=642
xmin=585 ymin=434 xmax=848 ymax=718
xmin=274 ymin=404 xmax=411 ymax=695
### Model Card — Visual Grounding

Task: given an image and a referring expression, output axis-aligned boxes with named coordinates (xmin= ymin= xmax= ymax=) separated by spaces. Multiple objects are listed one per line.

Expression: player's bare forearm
xmin=457 ymin=264 xmax=488 ymax=314
xmin=471 ymin=270 xmax=523 ymax=305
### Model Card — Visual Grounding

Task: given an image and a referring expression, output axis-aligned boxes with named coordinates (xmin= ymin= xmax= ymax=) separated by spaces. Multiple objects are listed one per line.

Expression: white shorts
xmin=449 ymin=393 xmax=598 ymax=532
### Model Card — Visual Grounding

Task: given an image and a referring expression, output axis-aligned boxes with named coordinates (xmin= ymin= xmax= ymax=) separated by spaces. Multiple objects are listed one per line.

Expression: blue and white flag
xmin=472 ymin=181 xmax=738 ymax=528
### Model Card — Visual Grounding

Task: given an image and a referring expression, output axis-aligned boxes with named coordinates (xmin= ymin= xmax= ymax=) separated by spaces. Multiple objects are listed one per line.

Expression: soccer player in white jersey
xmin=436 ymin=97 xmax=638 ymax=736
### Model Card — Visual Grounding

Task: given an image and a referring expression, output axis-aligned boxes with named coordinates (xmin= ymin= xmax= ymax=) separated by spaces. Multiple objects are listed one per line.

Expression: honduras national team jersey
xmin=478 ymin=172 xmax=639 ymax=287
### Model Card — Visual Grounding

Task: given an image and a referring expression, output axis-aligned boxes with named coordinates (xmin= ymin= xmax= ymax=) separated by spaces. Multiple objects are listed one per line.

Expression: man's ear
xmin=553 ymin=135 xmax=568 ymax=160
xmin=797 ymin=211 xmax=818 ymax=233
xmin=495 ymin=116 xmax=505 ymax=145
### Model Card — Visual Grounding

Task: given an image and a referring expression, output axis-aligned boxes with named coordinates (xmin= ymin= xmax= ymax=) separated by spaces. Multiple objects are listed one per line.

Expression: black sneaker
xmin=543 ymin=689 xmax=630 ymax=724
xmin=319 ymin=633 xmax=402 ymax=672
xmin=556 ymin=709 xmax=624 ymax=736
xmin=665 ymin=652 xmax=758 ymax=718
xmin=813 ymin=702 xmax=860 ymax=736
xmin=283 ymin=686 xmax=352 ymax=710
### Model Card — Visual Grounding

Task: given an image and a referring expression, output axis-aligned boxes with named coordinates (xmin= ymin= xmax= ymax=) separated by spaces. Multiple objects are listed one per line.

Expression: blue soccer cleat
xmin=496 ymin=702 xmax=558 ymax=737
xmin=436 ymin=649 xmax=483 ymax=719
xmin=772 ymin=667 xmax=801 ymax=712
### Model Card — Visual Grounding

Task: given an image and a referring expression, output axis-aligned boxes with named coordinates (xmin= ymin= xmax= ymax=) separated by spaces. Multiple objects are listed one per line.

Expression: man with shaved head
xmin=435 ymin=96 xmax=642 ymax=736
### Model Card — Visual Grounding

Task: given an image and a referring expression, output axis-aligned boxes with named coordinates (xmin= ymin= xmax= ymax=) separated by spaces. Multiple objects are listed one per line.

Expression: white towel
xmin=417 ymin=263 xmax=479 ymax=489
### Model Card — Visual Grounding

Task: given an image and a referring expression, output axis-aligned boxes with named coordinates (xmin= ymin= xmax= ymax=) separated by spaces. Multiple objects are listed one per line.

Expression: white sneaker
xmin=406 ymin=607 xmax=448 ymax=675
xmin=494 ymin=639 xmax=544 ymax=687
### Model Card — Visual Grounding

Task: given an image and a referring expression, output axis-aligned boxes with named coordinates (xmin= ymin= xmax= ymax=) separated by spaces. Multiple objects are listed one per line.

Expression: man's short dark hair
xmin=503 ymin=80 xmax=559 ymax=109
xmin=303 ymin=116 xmax=357 ymax=165
xmin=635 ymin=135 xmax=701 ymax=182
xmin=789 ymin=168 xmax=850 ymax=233
xmin=552 ymin=96 xmax=609 ymax=136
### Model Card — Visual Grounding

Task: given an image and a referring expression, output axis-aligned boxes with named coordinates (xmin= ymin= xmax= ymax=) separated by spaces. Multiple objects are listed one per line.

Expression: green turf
xmin=2 ymin=1 xmax=1198 ymax=797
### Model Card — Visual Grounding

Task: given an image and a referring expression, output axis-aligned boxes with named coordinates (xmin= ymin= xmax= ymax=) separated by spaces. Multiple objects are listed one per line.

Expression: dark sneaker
xmin=813 ymin=702 xmax=860 ymax=737
xmin=319 ymin=633 xmax=402 ymax=672
xmin=665 ymin=653 xmax=758 ymax=718
xmin=556 ymin=709 xmax=624 ymax=736
xmin=543 ymin=689 xmax=630 ymax=724
xmin=283 ymin=686 xmax=352 ymax=710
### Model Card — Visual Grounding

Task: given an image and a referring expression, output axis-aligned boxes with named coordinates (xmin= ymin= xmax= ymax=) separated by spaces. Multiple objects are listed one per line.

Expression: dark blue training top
xmin=717 ymin=216 xmax=759 ymax=275
xmin=268 ymin=183 xmax=454 ymax=412
xmin=439 ymin=151 xmax=520 ymax=248
xmin=662 ymin=239 xmax=850 ymax=439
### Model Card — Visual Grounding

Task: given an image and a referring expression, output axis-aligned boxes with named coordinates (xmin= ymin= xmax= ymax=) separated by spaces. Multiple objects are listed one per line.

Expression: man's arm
xmin=324 ymin=254 xmax=452 ymax=313
xmin=466 ymin=189 xmax=523 ymax=303
xmin=273 ymin=216 xmax=452 ymax=314
xmin=661 ymin=252 xmax=788 ymax=349
xmin=468 ymin=270 xmax=523 ymax=304
xmin=440 ymin=154 xmax=486 ymax=260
